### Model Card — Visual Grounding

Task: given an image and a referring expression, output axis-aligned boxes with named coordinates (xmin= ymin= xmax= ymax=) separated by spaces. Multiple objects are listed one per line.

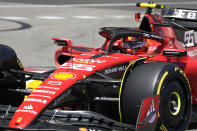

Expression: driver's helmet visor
xmin=123 ymin=37 xmax=145 ymax=50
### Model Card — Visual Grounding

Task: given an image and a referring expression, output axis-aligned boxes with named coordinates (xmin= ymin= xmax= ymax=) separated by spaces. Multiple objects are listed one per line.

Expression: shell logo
xmin=52 ymin=72 xmax=76 ymax=80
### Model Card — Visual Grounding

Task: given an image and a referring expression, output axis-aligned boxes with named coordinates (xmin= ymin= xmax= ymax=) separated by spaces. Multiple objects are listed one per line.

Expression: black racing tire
xmin=119 ymin=62 xmax=192 ymax=131
xmin=0 ymin=44 xmax=25 ymax=106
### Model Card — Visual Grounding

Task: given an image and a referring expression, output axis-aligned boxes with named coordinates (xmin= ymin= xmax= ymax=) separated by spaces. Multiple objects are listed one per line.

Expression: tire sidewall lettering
xmin=155 ymin=65 xmax=191 ymax=131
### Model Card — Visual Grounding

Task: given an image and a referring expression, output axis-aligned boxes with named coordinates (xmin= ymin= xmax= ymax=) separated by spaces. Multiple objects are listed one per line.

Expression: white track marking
xmin=0 ymin=3 xmax=136 ymax=8
xmin=0 ymin=16 xmax=29 ymax=20
xmin=0 ymin=1 xmax=197 ymax=21
xmin=108 ymin=15 xmax=128 ymax=19
xmin=0 ymin=2 xmax=196 ymax=8
xmin=37 ymin=16 xmax=65 ymax=20
xmin=72 ymin=16 xmax=100 ymax=19
xmin=0 ymin=15 xmax=131 ymax=20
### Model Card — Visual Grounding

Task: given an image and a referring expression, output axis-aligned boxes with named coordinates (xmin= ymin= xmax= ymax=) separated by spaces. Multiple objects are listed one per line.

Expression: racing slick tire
xmin=0 ymin=44 xmax=25 ymax=106
xmin=119 ymin=62 xmax=192 ymax=131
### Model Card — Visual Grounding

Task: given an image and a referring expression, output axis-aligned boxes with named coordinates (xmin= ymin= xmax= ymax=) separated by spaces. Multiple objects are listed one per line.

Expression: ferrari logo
xmin=52 ymin=72 xmax=75 ymax=80
xmin=17 ymin=117 xmax=22 ymax=122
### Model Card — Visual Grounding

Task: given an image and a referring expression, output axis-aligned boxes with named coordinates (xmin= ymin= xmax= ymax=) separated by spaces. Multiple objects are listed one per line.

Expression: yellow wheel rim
xmin=170 ymin=91 xmax=181 ymax=116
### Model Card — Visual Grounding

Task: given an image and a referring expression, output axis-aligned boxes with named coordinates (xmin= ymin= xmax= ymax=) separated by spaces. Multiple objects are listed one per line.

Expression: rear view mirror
xmin=53 ymin=38 xmax=71 ymax=46
xmin=163 ymin=50 xmax=187 ymax=57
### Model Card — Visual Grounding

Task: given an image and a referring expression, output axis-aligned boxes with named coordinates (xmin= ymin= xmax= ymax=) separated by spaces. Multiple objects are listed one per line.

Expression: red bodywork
xmin=8 ymin=9 xmax=197 ymax=129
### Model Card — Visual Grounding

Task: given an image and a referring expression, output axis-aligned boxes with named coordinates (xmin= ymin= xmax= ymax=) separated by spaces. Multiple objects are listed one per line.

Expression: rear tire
xmin=119 ymin=62 xmax=191 ymax=131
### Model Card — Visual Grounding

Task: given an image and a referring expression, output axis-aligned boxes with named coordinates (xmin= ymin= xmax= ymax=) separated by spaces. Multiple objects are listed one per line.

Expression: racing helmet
xmin=122 ymin=36 xmax=147 ymax=53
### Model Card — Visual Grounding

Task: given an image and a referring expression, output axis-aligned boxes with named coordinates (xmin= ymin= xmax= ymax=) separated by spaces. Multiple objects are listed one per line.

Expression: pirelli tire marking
xmin=156 ymin=71 xmax=168 ymax=95
xmin=156 ymin=66 xmax=191 ymax=95
xmin=156 ymin=66 xmax=191 ymax=131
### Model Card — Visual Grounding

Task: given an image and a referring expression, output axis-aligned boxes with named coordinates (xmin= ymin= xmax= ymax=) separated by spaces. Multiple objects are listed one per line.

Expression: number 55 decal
xmin=184 ymin=30 xmax=195 ymax=48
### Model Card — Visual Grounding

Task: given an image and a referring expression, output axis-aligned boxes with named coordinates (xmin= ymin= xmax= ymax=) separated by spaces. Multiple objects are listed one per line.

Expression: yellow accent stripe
xmin=138 ymin=3 xmax=165 ymax=9
xmin=118 ymin=57 xmax=150 ymax=122
xmin=157 ymin=72 xmax=168 ymax=95
xmin=26 ymin=80 xmax=42 ymax=90
xmin=25 ymin=80 xmax=43 ymax=100
xmin=161 ymin=5 xmax=165 ymax=9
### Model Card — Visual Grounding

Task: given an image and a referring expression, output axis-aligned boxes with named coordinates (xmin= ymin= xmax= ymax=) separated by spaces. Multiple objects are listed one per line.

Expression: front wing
xmin=0 ymin=105 xmax=134 ymax=131
xmin=0 ymin=95 xmax=159 ymax=131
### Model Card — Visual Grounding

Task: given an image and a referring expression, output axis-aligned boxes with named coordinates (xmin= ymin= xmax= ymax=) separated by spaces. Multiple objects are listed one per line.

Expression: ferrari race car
xmin=0 ymin=3 xmax=197 ymax=131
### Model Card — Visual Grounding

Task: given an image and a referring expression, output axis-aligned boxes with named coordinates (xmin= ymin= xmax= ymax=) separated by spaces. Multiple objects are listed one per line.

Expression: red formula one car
xmin=0 ymin=3 xmax=197 ymax=131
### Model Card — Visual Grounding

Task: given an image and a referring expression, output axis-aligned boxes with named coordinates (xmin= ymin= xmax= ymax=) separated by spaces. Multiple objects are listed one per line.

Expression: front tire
xmin=0 ymin=45 xmax=25 ymax=106
xmin=119 ymin=62 xmax=192 ymax=131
